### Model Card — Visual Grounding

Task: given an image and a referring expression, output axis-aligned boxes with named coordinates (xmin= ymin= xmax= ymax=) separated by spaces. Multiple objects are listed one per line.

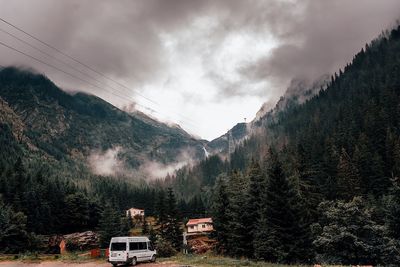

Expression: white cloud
xmin=88 ymin=146 xmax=125 ymax=176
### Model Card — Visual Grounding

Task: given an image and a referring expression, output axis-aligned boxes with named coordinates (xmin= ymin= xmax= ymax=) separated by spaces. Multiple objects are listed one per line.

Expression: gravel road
xmin=0 ymin=261 xmax=182 ymax=267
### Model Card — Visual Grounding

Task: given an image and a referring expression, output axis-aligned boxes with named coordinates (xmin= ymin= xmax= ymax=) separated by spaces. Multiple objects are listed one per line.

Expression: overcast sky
xmin=0 ymin=0 xmax=399 ymax=140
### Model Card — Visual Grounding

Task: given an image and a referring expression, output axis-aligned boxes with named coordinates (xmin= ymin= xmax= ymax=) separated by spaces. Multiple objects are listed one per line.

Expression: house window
xmin=190 ymin=226 xmax=194 ymax=229
xmin=202 ymin=224 xmax=205 ymax=228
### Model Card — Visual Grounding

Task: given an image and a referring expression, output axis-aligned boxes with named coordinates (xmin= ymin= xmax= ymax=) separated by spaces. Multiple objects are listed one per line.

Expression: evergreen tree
xmin=63 ymin=192 xmax=90 ymax=233
xmin=121 ymin=214 xmax=132 ymax=237
xmin=0 ymin=199 xmax=31 ymax=253
xmin=254 ymin=150 xmax=311 ymax=263
xmin=226 ymin=170 xmax=248 ymax=257
xmin=295 ymin=144 xmax=323 ymax=221
xmin=155 ymin=189 xmax=167 ymax=237
xmin=313 ymin=197 xmax=400 ymax=265
xmin=148 ymin=225 xmax=157 ymax=244
xmin=126 ymin=210 xmax=133 ymax=229
xmin=98 ymin=204 xmax=125 ymax=248
xmin=242 ymin=160 xmax=265 ymax=257
xmin=211 ymin=174 xmax=230 ymax=253
xmin=337 ymin=148 xmax=362 ymax=200
xmin=164 ymin=188 xmax=182 ymax=250
xmin=141 ymin=215 xmax=149 ymax=235
xmin=253 ymin=210 xmax=270 ymax=260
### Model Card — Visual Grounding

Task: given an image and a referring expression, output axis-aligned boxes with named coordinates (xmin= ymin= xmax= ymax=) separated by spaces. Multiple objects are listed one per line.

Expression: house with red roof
xmin=186 ymin=218 xmax=213 ymax=233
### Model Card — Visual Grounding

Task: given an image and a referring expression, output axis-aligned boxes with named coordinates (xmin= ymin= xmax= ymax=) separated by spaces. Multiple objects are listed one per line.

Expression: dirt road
xmin=0 ymin=261 xmax=182 ymax=267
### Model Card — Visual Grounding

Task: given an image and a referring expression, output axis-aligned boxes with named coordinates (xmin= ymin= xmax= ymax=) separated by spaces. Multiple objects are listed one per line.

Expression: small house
xmin=126 ymin=208 xmax=145 ymax=218
xmin=186 ymin=218 xmax=213 ymax=233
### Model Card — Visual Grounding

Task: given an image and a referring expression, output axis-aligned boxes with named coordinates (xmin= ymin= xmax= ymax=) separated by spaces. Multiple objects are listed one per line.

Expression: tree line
xmin=0 ymin=153 xmax=202 ymax=253
xmin=212 ymin=150 xmax=400 ymax=265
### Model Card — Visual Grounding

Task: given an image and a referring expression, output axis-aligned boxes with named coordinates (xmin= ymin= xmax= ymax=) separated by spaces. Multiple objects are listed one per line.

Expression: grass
xmin=0 ymin=251 xmax=102 ymax=263
xmin=160 ymin=253 xmax=353 ymax=267
xmin=159 ymin=253 xmax=310 ymax=267
xmin=1 ymin=252 xmax=348 ymax=267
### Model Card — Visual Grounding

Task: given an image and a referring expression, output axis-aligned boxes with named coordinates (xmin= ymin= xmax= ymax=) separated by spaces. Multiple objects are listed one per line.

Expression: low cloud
xmin=87 ymin=146 xmax=197 ymax=180
xmin=138 ymin=149 xmax=196 ymax=180
xmin=88 ymin=146 xmax=126 ymax=176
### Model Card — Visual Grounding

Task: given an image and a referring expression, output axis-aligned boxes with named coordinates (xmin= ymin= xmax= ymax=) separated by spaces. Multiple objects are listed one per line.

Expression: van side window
xmin=129 ymin=242 xmax=139 ymax=251
xmin=111 ymin=242 xmax=126 ymax=251
xmin=138 ymin=242 xmax=147 ymax=250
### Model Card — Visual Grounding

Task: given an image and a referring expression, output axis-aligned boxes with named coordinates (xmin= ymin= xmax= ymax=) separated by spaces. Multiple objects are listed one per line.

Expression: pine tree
xmin=254 ymin=149 xmax=312 ymax=263
xmin=295 ymin=144 xmax=322 ymax=221
xmin=226 ymin=170 xmax=248 ymax=257
xmin=0 ymin=199 xmax=31 ymax=253
xmin=337 ymin=148 xmax=362 ymax=200
xmin=242 ymin=160 xmax=265 ymax=257
xmin=126 ymin=210 xmax=133 ymax=229
xmin=63 ymin=192 xmax=90 ymax=233
xmin=121 ymin=214 xmax=132 ymax=237
xmin=253 ymin=210 xmax=270 ymax=260
xmin=155 ymin=190 xmax=168 ymax=237
xmin=98 ymin=204 xmax=125 ymax=248
xmin=142 ymin=215 xmax=149 ymax=235
xmin=313 ymin=197 xmax=400 ymax=265
xmin=148 ymin=225 xmax=157 ymax=244
xmin=164 ymin=188 xmax=182 ymax=250
xmin=212 ymin=174 xmax=230 ymax=253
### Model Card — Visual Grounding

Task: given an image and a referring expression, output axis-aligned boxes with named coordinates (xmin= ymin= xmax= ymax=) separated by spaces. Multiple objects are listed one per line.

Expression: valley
xmin=1 ymin=1 xmax=400 ymax=266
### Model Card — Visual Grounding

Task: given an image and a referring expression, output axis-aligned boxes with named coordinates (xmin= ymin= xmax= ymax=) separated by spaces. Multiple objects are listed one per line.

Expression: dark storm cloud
xmin=241 ymin=0 xmax=400 ymax=89
xmin=0 ymin=0 xmax=399 ymax=100
xmin=0 ymin=1 xmax=209 ymax=86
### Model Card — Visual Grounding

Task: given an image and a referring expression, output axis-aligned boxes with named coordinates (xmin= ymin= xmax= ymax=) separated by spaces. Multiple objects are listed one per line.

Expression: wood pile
xmin=63 ymin=231 xmax=99 ymax=251
xmin=38 ymin=231 xmax=99 ymax=253
xmin=187 ymin=235 xmax=216 ymax=254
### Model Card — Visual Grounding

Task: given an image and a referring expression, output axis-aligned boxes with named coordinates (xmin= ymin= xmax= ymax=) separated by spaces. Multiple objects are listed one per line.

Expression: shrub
xmin=155 ymin=237 xmax=177 ymax=257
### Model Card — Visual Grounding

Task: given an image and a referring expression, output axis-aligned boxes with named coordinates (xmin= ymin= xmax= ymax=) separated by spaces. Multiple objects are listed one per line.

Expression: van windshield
xmin=111 ymin=242 xmax=126 ymax=251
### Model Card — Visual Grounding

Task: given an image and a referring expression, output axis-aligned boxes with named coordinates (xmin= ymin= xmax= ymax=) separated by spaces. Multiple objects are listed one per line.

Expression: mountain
xmin=165 ymin=25 xmax=400 ymax=265
xmin=0 ymin=67 xmax=207 ymax=179
xmin=208 ymin=74 xmax=329 ymax=156
xmin=207 ymin=122 xmax=248 ymax=155
xmin=168 ymin=25 xmax=400 ymax=200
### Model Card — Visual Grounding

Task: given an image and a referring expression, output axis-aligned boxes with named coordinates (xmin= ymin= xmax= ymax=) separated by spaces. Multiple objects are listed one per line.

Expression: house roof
xmin=186 ymin=218 xmax=213 ymax=226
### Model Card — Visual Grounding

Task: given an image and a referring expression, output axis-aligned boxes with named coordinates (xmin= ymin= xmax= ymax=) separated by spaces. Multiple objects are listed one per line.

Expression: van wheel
xmin=131 ymin=257 xmax=137 ymax=266
xmin=151 ymin=255 xmax=156 ymax=262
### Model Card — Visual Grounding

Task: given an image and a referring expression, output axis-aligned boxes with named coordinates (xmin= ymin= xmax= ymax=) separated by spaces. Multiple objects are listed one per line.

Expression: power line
xmin=0 ymin=18 xmax=156 ymax=104
xmin=0 ymin=17 xmax=196 ymax=124
xmin=0 ymin=27 xmax=112 ymax=88
xmin=0 ymin=40 xmax=168 ymax=120
xmin=0 ymin=26 xmax=162 ymax=110
xmin=0 ymin=40 xmax=198 ymax=129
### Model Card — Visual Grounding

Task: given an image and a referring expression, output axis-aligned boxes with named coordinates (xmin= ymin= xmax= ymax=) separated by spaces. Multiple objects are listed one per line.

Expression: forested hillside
xmin=0 ymin=67 xmax=206 ymax=252
xmin=149 ymin=25 xmax=400 ymax=265
xmin=0 ymin=67 xmax=206 ymax=171
xmin=163 ymin=26 xmax=400 ymax=265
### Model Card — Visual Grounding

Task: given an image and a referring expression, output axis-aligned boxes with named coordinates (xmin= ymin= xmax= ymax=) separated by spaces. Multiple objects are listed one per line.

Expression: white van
xmin=108 ymin=236 xmax=156 ymax=266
